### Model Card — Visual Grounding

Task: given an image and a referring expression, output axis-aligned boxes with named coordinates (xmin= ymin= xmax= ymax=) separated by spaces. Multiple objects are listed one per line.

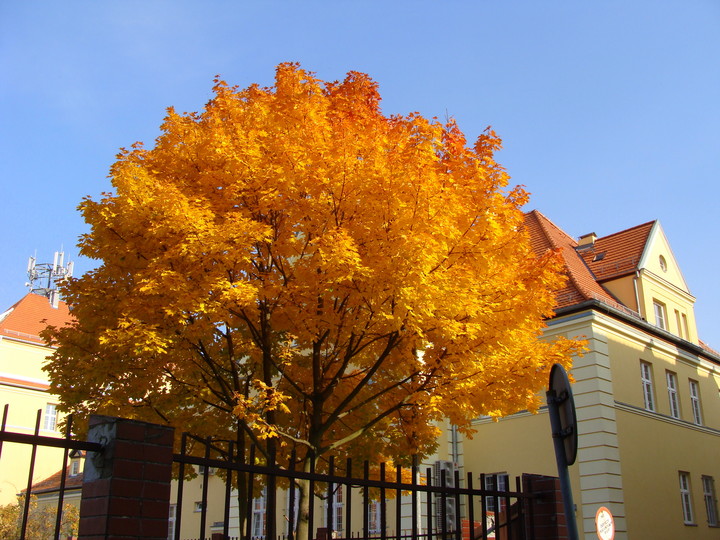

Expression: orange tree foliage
xmin=46 ymin=63 xmax=582 ymax=468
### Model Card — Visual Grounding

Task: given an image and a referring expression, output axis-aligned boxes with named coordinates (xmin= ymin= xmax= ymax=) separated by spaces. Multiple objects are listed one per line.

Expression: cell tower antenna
xmin=26 ymin=250 xmax=74 ymax=308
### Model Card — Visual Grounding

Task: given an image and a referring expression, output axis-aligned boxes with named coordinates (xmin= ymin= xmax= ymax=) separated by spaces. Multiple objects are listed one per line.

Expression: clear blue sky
xmin=2 ymin=2 xmax=719 ymax=346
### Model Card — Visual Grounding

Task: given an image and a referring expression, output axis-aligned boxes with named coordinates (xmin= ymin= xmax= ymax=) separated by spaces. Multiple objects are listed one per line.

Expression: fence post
xmin=78 ymin=415 xmax=175 ymax=540
xmin=522 ymin=474 xmax=569 ymax=539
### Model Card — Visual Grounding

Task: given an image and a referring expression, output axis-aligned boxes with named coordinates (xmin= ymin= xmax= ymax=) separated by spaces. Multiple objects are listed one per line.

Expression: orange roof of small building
xmin=25 ymin=462 xmax=84 ymax=495
xmin=0 ymin=293 xmax=73 ymax=346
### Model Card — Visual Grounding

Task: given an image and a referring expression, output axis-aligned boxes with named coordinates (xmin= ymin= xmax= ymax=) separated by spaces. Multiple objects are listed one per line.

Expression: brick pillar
xmin=78 ymin=415 xmax=175 ymax=540
xmin=522 ymin=474 xmax=569 ymax=540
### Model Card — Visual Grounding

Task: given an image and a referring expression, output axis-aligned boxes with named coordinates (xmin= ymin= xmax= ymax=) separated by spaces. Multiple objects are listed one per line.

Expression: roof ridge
xmin=596 ymin=220 xmax=656 ymax=242
xmin=526 ymin=209 xmax=577 ymax=249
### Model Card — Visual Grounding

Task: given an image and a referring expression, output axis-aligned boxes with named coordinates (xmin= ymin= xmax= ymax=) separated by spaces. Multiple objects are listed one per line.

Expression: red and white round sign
xmin=595 ymin=506 xmax=615 ymax=540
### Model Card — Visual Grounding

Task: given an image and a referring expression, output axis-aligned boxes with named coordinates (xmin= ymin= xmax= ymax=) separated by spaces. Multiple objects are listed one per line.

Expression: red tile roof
xmin=25 ymin=463 xmax=84 ymax=495
xmin=0 ymin=293 xmax=73 ymax=345
xmin=524 ymin=210 xmax=620 ymax=310
xmin=579 ymin=221 xmax=654 ymax=281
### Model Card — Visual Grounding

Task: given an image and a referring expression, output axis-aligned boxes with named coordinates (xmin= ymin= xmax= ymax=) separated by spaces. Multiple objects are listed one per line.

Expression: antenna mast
xmin=26 ymin=250 xmax=74 ymax=308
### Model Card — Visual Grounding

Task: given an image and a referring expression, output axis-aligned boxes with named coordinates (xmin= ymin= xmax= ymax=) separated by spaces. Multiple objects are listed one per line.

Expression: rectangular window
xmin=252 ymin=489 xmax=267 ymax=538
xmin=682 ymin=313 xmax=690 ymax=339
xmin=689 ymin=380 xmax=703 ymax=425
xmin=325 ymin=485 xmax=344 ymax=533
xmin=654 ymin=301 xmax=667 ymax=330
xmin=167 ymin=505 xmax=176 ymax=540
xmin=675 ymin=310 xmax=683 ymax=338
xmin=484 ymin=473 xmax=509 ymax=513
xmin=680 ymin=472 xmax=695 ymax=524
xmin=666 ymin=371 xmax=680 ymax=419
xmin=333 ymin=485 xmax=344 ymax=533
xmin=640 ymin=362 xmax=655 ymax=411
xmin=368 ymin=501 xmax=382 ymax=534
xmin=43 ymin=404 xmax=58 ymax=431
xmin=703 ymin=476 xmax=719 ymax=526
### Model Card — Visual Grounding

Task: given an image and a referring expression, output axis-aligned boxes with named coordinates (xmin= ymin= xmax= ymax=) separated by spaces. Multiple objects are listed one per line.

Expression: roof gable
xmin=638 ymin=221 xmax=689 ymax=292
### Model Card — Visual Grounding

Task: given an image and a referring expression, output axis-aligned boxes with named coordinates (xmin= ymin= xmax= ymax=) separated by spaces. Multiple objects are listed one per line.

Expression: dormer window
xmin=653 ymin=301 xmax=667 ymax=330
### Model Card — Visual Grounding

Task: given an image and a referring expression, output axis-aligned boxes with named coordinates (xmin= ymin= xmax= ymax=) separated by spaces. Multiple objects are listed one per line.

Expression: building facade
xmin=0 ymin=293 xmax=72 ymax=505
xmin=458 ymin=211 xmax=720 ymax=539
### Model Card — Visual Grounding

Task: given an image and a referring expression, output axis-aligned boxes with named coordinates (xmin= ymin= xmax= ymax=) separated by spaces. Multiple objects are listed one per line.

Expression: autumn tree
xmin=46 ymin=63 xmax=582 ymax=536
xmin=0 ymin=496 xmax=79 ymax=539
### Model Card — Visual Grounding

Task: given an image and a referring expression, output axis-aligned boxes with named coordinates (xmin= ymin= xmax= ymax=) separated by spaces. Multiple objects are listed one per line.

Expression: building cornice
xmin=549 ymin=299 xmax=720 ymax=365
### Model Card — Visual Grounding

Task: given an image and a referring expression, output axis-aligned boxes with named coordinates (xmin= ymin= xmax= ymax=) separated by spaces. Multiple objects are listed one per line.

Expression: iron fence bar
xmin=453 ymin=469 xmax=461 ymax=540
xmin=174 ymin=433 xmax=188 ymax=540
xmin=504 ymin=479 xmax=512 ymax=540
xmin=346 ymin=458 xmax=353 ymax=540
xmin=466 ymin=473 xmax=475 ymax=540
xmin=327 ymin=455 xmax=335 ymax=537
xmin=411 ymin=457 xmax=418 ymax=540
xmin=380 ymin=462 xmax=387 ymax=540
xmin=20 ymin=409 xmax=42 ymax=539
xmin=0 ymin=429 xmax=103 ymax=451
xmin=0 ymin=404 xmax=8 ymax=459
xmin=515 ymin=476 xmax=526 ymax=540
xmin=52 ymin=415 xmax=73 ymax=540
xmin=288 ymin=449 xmax=297 ymax=540
xmin=425 ymin=467 xmax=432 ymax=540
xmin=363 ymin=460 xmax=370 ymax=539
xmin=395 ymin=464 xmax=401 ymax=540
xmin=308 ymin=452 xmax=315 ymax=540
xmin=435 ymin=469 xmax=448 ymax=540
xmin=267 ymin=446 xmax=277 ymax=540
xmin=245 ymin=445 xmax=256 ymax=540
xmin=223 ymin=441 xmax=233 ymax=539
xmin=480 ymin=474 xmax=488 ymax=540
xmin=199 ymin=438 xmax=210 ymax=538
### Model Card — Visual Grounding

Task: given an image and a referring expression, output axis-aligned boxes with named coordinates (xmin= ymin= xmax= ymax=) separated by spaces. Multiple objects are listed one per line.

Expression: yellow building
xmin=458 ymin=211 xmax=720 ymax=539
xmin=0 ymin=293 xmax=73 ymax=505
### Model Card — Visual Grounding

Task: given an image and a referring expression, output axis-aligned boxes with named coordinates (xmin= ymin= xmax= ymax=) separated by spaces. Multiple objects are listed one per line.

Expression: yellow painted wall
xmin=0 ymin=337 xmax=65 ymax=505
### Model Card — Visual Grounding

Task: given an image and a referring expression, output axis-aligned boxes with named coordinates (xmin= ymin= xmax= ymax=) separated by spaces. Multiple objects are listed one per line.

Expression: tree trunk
xmin=295 ymin=458 xmax=314 ymax=540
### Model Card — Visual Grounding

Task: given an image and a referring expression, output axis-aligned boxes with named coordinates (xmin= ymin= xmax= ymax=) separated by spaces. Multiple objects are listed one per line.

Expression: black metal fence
xmin=0 ymin=409 xmax=556 ymax=540
xmin=173 ymin=435 xmax=534 ymax=540
xmin=0 ymin=405 xmax=102 ymax=540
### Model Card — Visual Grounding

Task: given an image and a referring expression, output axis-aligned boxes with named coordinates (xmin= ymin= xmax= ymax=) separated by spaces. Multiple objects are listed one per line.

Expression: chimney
xmin=577 ymin=232 xmax=597 ymax=248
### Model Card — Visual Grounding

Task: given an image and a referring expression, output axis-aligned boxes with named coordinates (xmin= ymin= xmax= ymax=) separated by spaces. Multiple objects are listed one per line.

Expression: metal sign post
xmin=547 ymin=363 xmax=580 ymax=540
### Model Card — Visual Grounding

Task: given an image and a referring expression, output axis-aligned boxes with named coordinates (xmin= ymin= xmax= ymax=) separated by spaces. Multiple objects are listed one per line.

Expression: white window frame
xmin=167 ymin=504 xmax=176 ymax=540
xmin=666 ymin=371 xmax=680 ymax=419
xmin=640 ymin=362 xmax=655 ymax=411
xmin=484 ymin=473 xmax=509 ymax=513
xmin=654 ymin=301 xmax=667 ymax=330
xmin=332 ymin=485 xmax=344 ymax=533
xmin=368 ymin=500 xmax=382 ymax=534
xmin=679 ymin=472 xmax=695 ymax=524
xmin=702 ymin=476 xmax=719 ymax=527
xmin=689 ymin=380 xmax=703 ymax=425
xmin=252 ymin=488 xmax=267 ymax=538
xmin=43 ymin=403 xmax=58 ymax=431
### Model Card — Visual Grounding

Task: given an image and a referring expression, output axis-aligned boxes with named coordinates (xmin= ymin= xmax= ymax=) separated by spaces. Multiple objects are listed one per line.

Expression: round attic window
xmin=659 ymin=255 xmax=667 ymax=272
